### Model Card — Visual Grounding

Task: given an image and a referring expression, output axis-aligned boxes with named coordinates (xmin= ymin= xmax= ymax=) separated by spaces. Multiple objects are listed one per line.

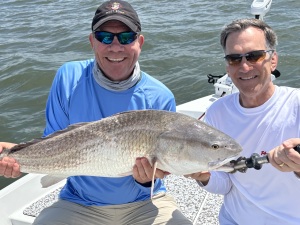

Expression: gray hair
xmin=220 ymin=18 xmax=278 ymax=50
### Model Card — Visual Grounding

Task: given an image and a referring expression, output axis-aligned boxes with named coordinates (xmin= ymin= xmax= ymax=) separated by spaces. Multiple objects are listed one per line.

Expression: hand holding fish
xmin=268 ymin=138 xmax=300 ymax=175
xmin=133 ymin=157 xmax=168 ymax=185
xmin=0 ymin=142 xmax=21 ymax=178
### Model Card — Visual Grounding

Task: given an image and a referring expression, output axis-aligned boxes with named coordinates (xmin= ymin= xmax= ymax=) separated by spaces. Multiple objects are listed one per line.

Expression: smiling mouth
xmin=240 ymin=75 xmax=257 ymax=80
xmin=107 ymin=57 xmax=125 ymax=62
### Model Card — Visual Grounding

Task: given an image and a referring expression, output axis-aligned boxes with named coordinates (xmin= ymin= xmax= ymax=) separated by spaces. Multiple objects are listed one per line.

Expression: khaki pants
xmin=33 ymin=193 xmax=192 ymax=225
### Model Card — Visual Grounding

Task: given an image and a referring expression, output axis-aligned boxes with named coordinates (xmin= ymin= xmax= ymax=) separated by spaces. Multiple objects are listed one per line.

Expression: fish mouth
xmin=208 ymin=155 xmax=239 ymax=171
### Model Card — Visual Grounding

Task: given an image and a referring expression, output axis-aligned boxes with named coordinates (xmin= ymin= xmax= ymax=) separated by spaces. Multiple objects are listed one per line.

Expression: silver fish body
xmin=1 ymin=110 xmax=242 ymax=177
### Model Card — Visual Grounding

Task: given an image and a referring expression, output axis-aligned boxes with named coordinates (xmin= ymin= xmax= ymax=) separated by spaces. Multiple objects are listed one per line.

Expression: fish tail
xmin=0 ymin=148 xmax=11 ymax=159
xmin=0 ymin=142 xmax=30 ymax=159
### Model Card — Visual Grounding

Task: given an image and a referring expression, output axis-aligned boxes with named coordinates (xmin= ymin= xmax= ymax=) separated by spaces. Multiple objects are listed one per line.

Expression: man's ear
xmin=138 ymin=34 xmax=144 ymax=48
xmin=271 ymin=51 xmax=278 ymax=72
xmin=89 ymin=33 xmax=95 ymax=50
xmin=226 ymin=67 xmax=231 ymax=78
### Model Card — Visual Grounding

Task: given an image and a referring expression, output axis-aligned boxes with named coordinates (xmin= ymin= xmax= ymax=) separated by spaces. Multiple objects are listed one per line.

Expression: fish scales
xmin=0 ymin=110 xmax=242 ymax=177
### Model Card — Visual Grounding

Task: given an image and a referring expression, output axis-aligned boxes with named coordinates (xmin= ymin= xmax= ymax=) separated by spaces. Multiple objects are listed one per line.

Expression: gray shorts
xmin=33 ymin=193 xmax=192 ymax=225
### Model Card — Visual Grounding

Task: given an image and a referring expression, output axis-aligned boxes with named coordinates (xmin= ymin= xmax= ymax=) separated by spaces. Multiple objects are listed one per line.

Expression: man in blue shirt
xmin=0 ymin=1 xmax=192 ymax=224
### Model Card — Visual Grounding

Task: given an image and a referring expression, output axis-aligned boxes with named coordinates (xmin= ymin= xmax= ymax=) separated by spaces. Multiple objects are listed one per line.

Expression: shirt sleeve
xmin=163 ymin=97 xmax=176 ymax=112
xmin=201 ymin=171 xmax=233 ymax=195
xmin=43 ymin=66 xmax=71 ymax=137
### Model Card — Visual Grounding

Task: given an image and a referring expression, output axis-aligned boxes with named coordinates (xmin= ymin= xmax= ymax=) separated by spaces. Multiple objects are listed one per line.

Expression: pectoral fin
xmin=40 ymin=175 xmax=67 ymax=188
xmin=117 ymin=171 xmax=133 ymax=177
xmin=150 ymin=159 xmax=158 ymax=200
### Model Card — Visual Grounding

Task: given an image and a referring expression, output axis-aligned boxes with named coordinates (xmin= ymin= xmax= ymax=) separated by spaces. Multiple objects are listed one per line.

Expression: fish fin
xmin=151 ymin=158 xmax=158 ymax=200
xmin=109 ymin=109 xmax=164 ymax=118
xmin=110 ymin=110 xmax=141 ymax=117
xmin=8 ymin=140 xmax=43 ymax=154
xmin=40 ymin=175 xmax=66 ymax=188
xmin=117 ymin=171 xmax=133 ymax=176
xmin=41 ymin=122 xmax=91 ymax=139
xmin=9 ymin=122 xmax=92 ymax=154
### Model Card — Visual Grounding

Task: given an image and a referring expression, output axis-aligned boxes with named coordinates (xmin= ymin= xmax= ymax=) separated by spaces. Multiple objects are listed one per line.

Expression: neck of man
xmin=93 ymin=61 xmax=141 ymax=92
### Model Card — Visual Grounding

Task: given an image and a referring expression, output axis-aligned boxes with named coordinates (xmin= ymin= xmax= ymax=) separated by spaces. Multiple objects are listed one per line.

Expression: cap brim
xmin=93 ymin=15 xmax=138 ymax=32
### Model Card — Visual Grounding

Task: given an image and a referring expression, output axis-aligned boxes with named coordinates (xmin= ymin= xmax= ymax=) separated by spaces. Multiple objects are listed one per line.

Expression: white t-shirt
xmin=204 ymin=86 xmax=300 ymax=225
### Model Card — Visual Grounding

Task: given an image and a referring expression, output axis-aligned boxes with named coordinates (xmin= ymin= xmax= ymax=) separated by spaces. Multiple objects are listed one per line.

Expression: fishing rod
xmin=228 ymin=145 xmax=300 ymax=173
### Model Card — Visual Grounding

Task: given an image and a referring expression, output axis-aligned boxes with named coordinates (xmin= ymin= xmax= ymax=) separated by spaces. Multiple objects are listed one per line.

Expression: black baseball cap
xmin=92 ymin=0 xmax=141 ymax=32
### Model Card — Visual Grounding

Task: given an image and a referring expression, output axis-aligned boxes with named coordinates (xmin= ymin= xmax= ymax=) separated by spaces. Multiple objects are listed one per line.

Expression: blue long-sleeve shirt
xmin=43 ymin=59 xmax=176 ymax=206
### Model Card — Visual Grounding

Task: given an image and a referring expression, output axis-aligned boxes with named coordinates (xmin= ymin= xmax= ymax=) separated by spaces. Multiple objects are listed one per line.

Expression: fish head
xmin=197 ymin=124 xmax=242 ymax=169
xmin=156 ymin=117 xmax=242 ymax=175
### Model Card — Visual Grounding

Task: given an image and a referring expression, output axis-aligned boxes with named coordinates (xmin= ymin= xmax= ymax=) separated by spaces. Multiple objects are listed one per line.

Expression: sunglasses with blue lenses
xmin=224 ymin=50 xmax=275 ymax=66
xmin=94 ymin=31 xmax=138 ymax=45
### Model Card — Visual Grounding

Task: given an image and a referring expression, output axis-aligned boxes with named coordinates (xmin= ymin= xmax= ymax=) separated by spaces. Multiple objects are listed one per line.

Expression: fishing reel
xmin=229 ymin=145 xmax=300 ymax=173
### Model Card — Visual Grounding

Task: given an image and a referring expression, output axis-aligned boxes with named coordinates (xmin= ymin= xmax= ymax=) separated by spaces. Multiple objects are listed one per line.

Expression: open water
xmin=0 ymin=0 xmax=299 ymax=189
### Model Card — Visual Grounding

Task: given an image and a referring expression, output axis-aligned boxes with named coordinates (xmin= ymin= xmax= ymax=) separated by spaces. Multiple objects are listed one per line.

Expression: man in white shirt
xmin=190 ymin=18 xmax=300 ymax=225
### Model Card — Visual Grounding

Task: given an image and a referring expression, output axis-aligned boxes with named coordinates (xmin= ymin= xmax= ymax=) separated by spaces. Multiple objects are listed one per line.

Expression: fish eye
xmin=211 ymin=144 xmax=219 ymax=149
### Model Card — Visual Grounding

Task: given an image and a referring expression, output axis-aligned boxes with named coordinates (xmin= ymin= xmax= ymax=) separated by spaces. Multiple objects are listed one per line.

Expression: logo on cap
xmin=111 ymin=2 xmax=120 ymax=10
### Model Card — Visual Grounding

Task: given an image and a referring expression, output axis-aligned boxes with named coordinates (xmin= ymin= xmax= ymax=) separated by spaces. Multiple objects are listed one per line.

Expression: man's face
xmin=224 ymin=27 xmax=278 ymax=107
xmin=89 ymin=20 xmax=144 ymax=81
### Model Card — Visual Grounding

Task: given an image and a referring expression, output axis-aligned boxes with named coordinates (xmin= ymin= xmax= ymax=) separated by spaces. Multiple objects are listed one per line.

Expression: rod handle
xmin=293 ymin=144 xmax=300 ymax=154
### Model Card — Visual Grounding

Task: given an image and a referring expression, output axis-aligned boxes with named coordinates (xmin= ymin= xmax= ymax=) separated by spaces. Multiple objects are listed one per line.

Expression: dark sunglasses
xmin=224 ymin=50 xmax=275 ymax=66
xmin=94 ymin=31 xmax=138 ymax=45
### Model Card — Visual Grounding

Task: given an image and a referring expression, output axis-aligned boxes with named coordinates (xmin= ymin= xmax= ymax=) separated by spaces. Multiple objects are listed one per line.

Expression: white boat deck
xmin=165 ymin=175 xmax=223 ymax=224
xmin=0 ymin=174 xmax=222 ymax=225
xmin=5 ymin=174 xmax=222 ymax=225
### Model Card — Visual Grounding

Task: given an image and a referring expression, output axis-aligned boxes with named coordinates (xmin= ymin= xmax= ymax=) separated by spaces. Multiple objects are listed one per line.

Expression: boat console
xmin=251 ymin=0 xmax=272 ymax=19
